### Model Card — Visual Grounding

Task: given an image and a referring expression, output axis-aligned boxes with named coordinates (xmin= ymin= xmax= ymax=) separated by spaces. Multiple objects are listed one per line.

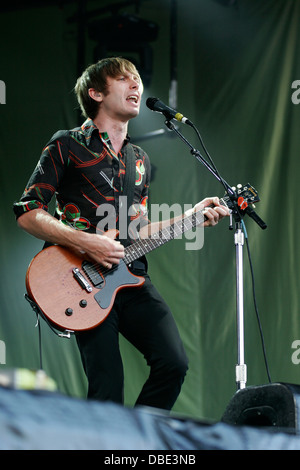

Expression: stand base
xmin=222 ymin=383 xmax=300 ymax=430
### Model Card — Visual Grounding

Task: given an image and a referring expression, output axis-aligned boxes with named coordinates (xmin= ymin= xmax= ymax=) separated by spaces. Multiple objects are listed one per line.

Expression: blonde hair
xmin=74 ymin=57 xmax=140 ymax=119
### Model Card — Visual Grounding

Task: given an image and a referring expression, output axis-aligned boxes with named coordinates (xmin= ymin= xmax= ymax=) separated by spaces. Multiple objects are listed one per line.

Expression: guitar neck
xmin=124 ymin=198 xmax=227 ymax=265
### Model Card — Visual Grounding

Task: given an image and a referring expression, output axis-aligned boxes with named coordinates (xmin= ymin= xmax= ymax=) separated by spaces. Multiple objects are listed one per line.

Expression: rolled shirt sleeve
xmin=13 ymin=131 xmax=69 ymax=220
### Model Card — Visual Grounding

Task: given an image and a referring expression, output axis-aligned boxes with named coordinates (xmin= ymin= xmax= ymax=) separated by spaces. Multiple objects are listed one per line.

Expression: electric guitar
xmin=25 ymin=183 xmax=259 ymax=333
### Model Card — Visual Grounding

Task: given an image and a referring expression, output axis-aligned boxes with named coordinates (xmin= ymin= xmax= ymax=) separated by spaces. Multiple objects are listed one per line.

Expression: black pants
xmin=76 ymin=270 xmax=189 ymax=411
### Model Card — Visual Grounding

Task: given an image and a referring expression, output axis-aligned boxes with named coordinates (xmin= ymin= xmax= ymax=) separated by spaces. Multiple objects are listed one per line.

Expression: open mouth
xmin=126 ymin=95 xmax=139 ymax=104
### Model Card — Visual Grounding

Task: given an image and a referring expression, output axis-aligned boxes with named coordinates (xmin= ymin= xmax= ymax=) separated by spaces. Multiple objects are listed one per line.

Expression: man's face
xmin=99 ymin=71 xmax=143 ymax=121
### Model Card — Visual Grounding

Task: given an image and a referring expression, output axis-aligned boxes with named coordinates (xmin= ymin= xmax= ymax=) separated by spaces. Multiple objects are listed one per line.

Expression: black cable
xmin=190 ymin=122 xmax=233 ymax=199
xmin=37 ymin=315 xmax=43 ymax=370
xmin=242 ymin=222 xmax=272 ymax=383
xmin=25 ymin=294 xmax=73 ymax=374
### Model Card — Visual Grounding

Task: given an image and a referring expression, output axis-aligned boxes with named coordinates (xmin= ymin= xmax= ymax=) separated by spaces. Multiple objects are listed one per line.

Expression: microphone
xmin=146 ymin=97 xmax=193 ymax=125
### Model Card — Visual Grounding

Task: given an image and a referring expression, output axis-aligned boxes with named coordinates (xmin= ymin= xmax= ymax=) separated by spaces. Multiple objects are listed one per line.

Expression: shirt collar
xmin=79 ymin=118 xmax=99 ymax=146
xmin=79 ymin=118 xmax=131 ymax=148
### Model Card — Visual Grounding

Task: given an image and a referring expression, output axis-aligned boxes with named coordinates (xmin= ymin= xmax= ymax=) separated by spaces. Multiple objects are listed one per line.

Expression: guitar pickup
xmin=72 ymin=268 xmax=93 ymax=292
xmin=82 ymin=260 xmax=105 ymax=288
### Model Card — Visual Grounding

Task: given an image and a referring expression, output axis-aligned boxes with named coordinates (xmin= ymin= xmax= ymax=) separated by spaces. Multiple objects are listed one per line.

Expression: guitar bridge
xmin=72 ymin=268 xmax=93 ymax=292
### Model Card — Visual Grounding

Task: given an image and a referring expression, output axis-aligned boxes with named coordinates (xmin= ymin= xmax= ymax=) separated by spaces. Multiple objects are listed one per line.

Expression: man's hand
xmin=191 ymin=197 xmax=230 ymax=227
xmin=79 ymin=232 xmax=125 ymax=269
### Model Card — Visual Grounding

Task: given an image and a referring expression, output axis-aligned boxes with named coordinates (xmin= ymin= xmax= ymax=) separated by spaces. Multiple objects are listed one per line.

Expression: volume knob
xmin=65 ymin=308 xmax=73 ymax=316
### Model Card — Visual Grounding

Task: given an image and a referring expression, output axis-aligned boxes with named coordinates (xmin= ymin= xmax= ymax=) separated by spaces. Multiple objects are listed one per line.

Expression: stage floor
xmin=0 ymin=382 xmax=300 ymax=450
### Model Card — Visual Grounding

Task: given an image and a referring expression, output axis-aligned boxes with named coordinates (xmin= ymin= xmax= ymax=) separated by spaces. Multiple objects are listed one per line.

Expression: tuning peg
xmin=237 ymin=184 xmax=242 ymax=189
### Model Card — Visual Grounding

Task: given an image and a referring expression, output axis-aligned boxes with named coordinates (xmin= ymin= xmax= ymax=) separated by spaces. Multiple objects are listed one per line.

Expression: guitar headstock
xmin=222 ymin=183 xmax=260 ymax=211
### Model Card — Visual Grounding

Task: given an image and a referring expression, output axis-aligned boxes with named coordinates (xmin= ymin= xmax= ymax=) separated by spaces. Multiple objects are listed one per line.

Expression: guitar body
xmin=26 ymin=245 xmax=145 ymax=332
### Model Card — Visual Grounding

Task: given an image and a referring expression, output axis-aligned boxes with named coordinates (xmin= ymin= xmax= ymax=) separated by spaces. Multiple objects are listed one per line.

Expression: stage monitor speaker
xmin=222 ymin=383 xmax=300 ymax=431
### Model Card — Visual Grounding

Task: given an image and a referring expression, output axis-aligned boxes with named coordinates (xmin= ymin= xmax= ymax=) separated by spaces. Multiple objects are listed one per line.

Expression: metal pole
xmin=235 ymin=224 xmax=247 ymax=389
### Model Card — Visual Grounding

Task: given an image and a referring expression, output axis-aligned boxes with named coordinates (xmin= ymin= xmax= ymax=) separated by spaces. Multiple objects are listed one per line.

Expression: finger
xmin=203 ymin=208 xmax=219 ymax=225
xmin=111 ymin=245 xmax=125 ymax=258
xmin=102 ymin=248 xmax=125 ymax=268
xmin=102 ymin=256 xmax=122 ymax=269
xmin=210 ymin=196 xmax=220 ymax=207
xmin=102 ymin=261 xmax=111 ymax=269
xmin=111 ymin=240 xmax=125 ymax=253
xmin=214 ymin=206 xmax=229 ymax=218
xmin=201 ymin=197 xmax=220 ymax=208
xmin=110 ymin=253 xmax=125 ymax=264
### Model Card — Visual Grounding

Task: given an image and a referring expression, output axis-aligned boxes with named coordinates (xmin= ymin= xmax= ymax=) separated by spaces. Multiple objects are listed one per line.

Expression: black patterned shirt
xmin=13 ymin=119 xmax=151 ymax=242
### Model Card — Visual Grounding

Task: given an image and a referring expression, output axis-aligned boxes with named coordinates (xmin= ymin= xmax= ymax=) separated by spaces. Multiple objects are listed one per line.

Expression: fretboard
xmin=124 ymin=210 xmax=204 ymax=265
xmin=124 ymin=197 xmax=228 ymax=264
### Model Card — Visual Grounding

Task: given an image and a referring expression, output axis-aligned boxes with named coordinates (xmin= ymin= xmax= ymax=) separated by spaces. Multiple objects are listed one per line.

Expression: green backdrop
xmin=1 ymin=0 xmax=300 ymax=421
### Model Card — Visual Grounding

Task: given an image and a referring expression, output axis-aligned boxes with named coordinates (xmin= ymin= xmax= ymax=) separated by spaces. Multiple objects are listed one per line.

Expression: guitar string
xmin=81 ymin=198 xmax=232 ymax=287
xmin=82 ymin=199 xmax=231 ymax=283
xmin=82 ymin=209 xmax=208 ymax=285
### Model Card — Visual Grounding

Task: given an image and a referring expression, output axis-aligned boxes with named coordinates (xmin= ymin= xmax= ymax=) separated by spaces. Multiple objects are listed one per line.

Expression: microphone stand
xmin=164 ymin=119 xmax=267 ymax=390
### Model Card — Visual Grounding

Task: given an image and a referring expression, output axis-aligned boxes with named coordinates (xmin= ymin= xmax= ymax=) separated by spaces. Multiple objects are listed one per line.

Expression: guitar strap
xmin=122 ymin=143 xmax=136 ymax=207
xmin=121 ymin=143 xmax=136 ymax=247
xmin=121 ymin=144 xmax=148 ymax=270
